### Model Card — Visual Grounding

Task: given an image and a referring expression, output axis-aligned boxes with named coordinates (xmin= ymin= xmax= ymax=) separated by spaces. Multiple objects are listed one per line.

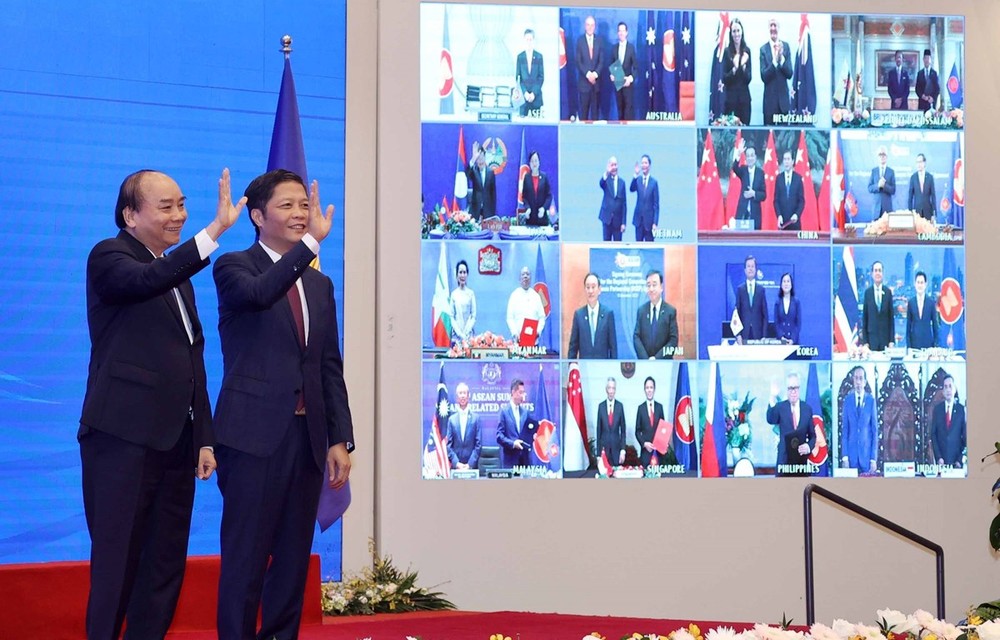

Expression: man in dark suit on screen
xmin=610 ymin=21 xmax=637 ymax=120
xmin=840 ymin=367 xmax=878 ymax=474
xmin=629 ymin=154 xmax=660 ymax=241
xmin=915 ymin=49 xmax=940 ymax=112
xmin=496 ymin=378 xmax=532 ymax=467
xmin=575 ymin=15 xmax=605 ymax=120
xmin=861 ymin=260 xmax=895 ymax=351
xmin=773 ymin=150 xmax=804 ymax=230
xmin=515 ymin=28 xmax=544 ymax=117
xmin=634 ymin=376 xmax=666 ymax=467
xmin=79 ymin=168 xmax=243 ymax=640
xmin=465 ymin=141 xmax=496 ymax=220
xmin=734 ymin=255 xmax=768 ymax=343
xmin=568 ymin=273 xmax=617 ymax=359
xmin=633 ymin=270 xmax=678 ymax=359
xmin=445 ymin=382 xmax=481 ymax=469
xmin=213 ymin=170 xmax=355 ymax=640
xmin=906 ymin=271 xmax=938 ymax=349
xmin=759 ymin=18 xmax=792 ymax=126
xmin=931 ymin=375 xmax=966 ymax=468
xmin=595 ymin=377 xmax=626 ymax=466
xmin=907 ymin=153 xmax=937 ymax=221
xmin=887 ymin=50 xmax=911 ymax=110
xmin=598 ymin=156 xmax=626 ymax=241
xmin=732 ymin=139 xmax=766 ymax=229
xmin=766 ymin=372 xmax=814 ymax=475
xmin=867 ymin=146 xmax=896 ymax=217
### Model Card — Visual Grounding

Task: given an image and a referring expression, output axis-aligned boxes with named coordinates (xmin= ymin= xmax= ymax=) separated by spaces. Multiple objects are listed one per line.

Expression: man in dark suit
xmin=773 ymin=150 xmax=804 ymax=230
xmin=907 ymin=153 xmax=937 ymax=221
xmin=915 ymin=49 xmax=940 ymax=112
xmin=445 ymin=382 xmax=481 ymax=469
xmin=568 ymin=273 xmax=617 ymax=359
xmin=610 ymin=21 xmax=637 ymax=120
xmin=633 ymin=270 xmax=678 ymax=359
xmin=595 ymin=377 xmax=626 ymax=465
xmin=629 ymin=154 xmax=660 ymax=241
xmin=634 ymin=376 xmax=666 ymax=467
xmin=861 ymin=260 xmax=895 ymax=351
xmin=575 ymin=15 xmax=604 ymax=120
xmin=765 ymin=372 xmax=814 ymax=474
xmin=840 ymin=367 xmax=878 ymax=473
xmin=515 ymin=28 xmax=544 ymax=117
xmin=732 ymin=139 xmax=766 ymax=229
xmin=907 ymin=271 xmax=938 ymax=349
xmin=931 ymin=375 xmax=966 ymax=467
xmin=465 ymin=141 xmax=496 ymax=220
xmin=598 ymin=156 xmax=626 ymax=241
xmin=79 ymin=169 xmax=242 ymax=640
xmin=759 ymin=18 xmax=792 ymax=126
xmin=867 ymin=146 xmax=896 ymax=217
xmin=887 ymin=50 xmax=911 ymax=110
xmin=734 ymin=255 xmax=768 ymax=343
xmin=496 ymin=378 xmax=533 ymax=467
xmin=213 ymin=170 xmax=355 ymax=640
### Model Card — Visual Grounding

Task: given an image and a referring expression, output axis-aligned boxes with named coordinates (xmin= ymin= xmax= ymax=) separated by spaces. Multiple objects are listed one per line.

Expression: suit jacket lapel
xmin=124 ymin=232 xmax=191 ymax=339
xmin=250 ymin=244 xmax=304 ymax=352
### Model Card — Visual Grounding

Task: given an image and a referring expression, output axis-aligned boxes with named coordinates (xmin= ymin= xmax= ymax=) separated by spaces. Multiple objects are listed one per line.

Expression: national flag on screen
xmin=792 ymin=14 xmax=816 ymax=117
xmin=564 ymin=363 xmax=590 ymax=472
xmin=439 ymin=7 xmax=454 ymax=115
xmin=794 ymin=130 xmax=819 ymax=231
xmin=661 ymin=11 xmax=678 ymax=113
xmin=645 ymin=10 xmax=659 ymax=113
xmin=517 ymin=128 xmax=529 ymax=213
xmin=671 ymin=361 xmax=697 ymax=472
xmin=724 ymin=129 xmax=745 ymax=223
xmin=431 ymin=243 xmax=452 ymax=347
xmin=267 ymin=55 xmax=308 ymax=184
xmin=839 ymin=57 xmax=853 ymax=107
xmin=598 ymin=449 xmax=614 ymax=477
xmin=761 ymin=131 xmax=779 ymax=231
xmin=952 ymin=138 xmax=965 ymax=228
xmin=454 ymin=126 xmax=468 ymax=210
xmin=533 ymin=245 xmax=554 ymax=353
xmin=697 ymin=129 xmax=725 ymax=230
xmin=831 ymin=131 xmax=846 ymax=229
xmin=833 ymin=246 xmax=860 ymax=353
xmin=708 ymin=12 xmax=730 ymax=121
xmin=678 ymin=11 xmax=693 ymax=83
xmin=530 ymin=365 xmax=560 ymax=472
xmin=806 ymin=363 xmax=830 ymax=476
xmin=423 ymin=364 xmax=452 ymax=479
xmin=938 ymin=248 xmax=965 ymax=351
xmin=946 ymin=62 xmax=963 ymax=109
xmin=558 ymin=27 xmax=567 ymax=69
xmin=700 ymin=363 xmax=727 ymax=477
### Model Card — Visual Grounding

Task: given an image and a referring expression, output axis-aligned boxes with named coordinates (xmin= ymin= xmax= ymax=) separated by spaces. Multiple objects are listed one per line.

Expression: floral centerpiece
xmin=445 ymin=209 xmax=481 ymax=235
xmin=321 ymin=540 xmax=455 ymax=616
xmin=711 ymin=114 xmax=744 ymax=127
xmin=863 ymin=211 xmax=937 ymax=236
xmin=725 ymin=392 xmax=754 ymax=456
xmin=446 ymin=331 xmax=515 ymax=358
xmin=832 ymin=107 xmax=871 ymax=128
xmin=923 ymin=108 xmax=963 ymax=129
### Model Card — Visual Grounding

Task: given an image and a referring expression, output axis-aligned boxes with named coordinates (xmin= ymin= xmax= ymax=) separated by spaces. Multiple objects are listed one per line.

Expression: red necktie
xmin=287 ymin=283 xmax=306 ymax=412
xmin=946 ymin=406 xmax=951 ymax=428
xmin=649 ymin=404 xmax=654 ymax=429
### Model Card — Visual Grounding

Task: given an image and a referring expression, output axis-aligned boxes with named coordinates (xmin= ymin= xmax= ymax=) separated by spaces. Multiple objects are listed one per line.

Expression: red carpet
xmin=167 ymin=611 xmax=755 ymax=640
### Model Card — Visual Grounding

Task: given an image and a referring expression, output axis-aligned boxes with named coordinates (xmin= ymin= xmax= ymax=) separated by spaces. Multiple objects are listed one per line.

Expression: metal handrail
xmin=804 ymin=483 xmax=945 ymax=624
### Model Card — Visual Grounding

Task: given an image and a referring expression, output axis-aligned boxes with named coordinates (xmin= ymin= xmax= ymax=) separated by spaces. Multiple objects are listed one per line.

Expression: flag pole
xmin=281 ymin=34 xmax=292 ymax=58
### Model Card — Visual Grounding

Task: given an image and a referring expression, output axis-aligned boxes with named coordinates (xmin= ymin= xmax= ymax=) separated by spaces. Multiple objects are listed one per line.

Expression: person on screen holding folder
xmin=735 ymin=255 xmax=768 ymax=344
xmin=633 ymin=270 xmax=678 ymax=359
xmin=906 ymin=271 xmax=938 ymax=349
xmin=595 ymin=377 xmax=626 ymax=466
xmin=773 ymin=150 xmax=804 ymax=231
xmin=575 ymin=15 xmax=605 ymax=120
xmin=598 ymin=156 xmax=626 ymax=241
xmin=506 ymin=265 xmax=546 ymax=340
xmin=568 ymin=273 xmax=617 ymax=359
xmin=213 ymin=170 xmax=355 ymax=640
xmin=861 ymin=260 xmax=894 ymax=351
xmin=515 ymin=28 xmax=544 ymax=117
xmin=79 ymin=169 xmax=240 ymax=640
xmin=766 ymin=372 xmax=813 ymax=475
xmin=840 ymin=367 xmax=878 ymax=473
xmin=610 ymin=21 xmax=636 ymax=121
xmin=732 ymin=139 xmax=765 ymax=229
xmin=496 ymin=378 xmax=533 ymax=467
xmin=773 ymin=273 xmax=801 ymax=345
xmin=635 ymin=376 xmax=666 ymax=467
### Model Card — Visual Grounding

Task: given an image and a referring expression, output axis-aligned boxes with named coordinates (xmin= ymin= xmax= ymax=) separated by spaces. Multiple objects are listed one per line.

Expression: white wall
xmin=342 ymin=0 xmax=1000 ymax=623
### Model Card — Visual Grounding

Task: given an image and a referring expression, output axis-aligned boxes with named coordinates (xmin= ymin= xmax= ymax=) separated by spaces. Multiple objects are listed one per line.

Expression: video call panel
xmin=419 ymin=3 xmax=967 ymax=480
